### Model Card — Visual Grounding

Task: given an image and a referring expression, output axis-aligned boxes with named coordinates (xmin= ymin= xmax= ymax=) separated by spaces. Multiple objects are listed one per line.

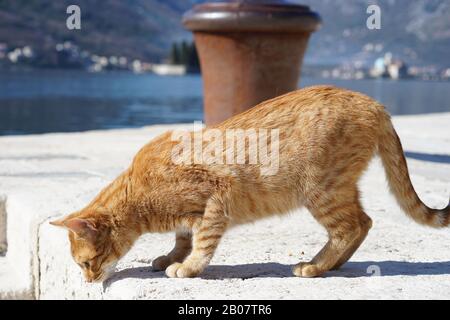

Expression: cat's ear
xmin=64 ymin=218 xmax=98 ymax=240
xmin=50 ymin=217 xmax=98 ymax=240
xmin=49 ymin=218 xmax=66 ymax=227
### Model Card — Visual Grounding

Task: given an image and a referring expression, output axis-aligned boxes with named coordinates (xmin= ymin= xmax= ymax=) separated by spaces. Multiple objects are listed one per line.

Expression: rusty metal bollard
xmin=183 ymin=0 xmax=321 ymax=126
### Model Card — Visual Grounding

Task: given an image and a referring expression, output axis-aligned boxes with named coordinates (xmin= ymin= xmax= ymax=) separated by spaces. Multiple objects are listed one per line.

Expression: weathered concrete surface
xmin=0 ymin=124 xmax=186 ymax=299
xmin=0 ymin=114 xmax=449 ymax=299
xmin=0 ymin=195 xmax=6 ymax=254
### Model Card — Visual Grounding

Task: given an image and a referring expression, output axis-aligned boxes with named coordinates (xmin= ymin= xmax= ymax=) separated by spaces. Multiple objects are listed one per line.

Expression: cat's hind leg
xmin=152 ymin=230 xmax=192 ymax=271
xmin=330 ymin=209 xmax=372 ymax=271
xmin=166 ymin=198 xmax=229 ymax=278
xmin=293 ymin=187 xmax=372 ymax=277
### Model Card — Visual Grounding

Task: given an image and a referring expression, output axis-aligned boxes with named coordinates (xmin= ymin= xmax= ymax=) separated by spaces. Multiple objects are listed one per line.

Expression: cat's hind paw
xmin=166 ymin=262 xmax=200 ymax=278
xmin=292 ymin=262 xmax=324 ymax=278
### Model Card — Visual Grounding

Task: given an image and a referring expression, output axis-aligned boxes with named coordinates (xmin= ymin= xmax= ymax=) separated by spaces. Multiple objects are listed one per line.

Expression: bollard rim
xmin=182 ymin=2 xmax=322 ymax=33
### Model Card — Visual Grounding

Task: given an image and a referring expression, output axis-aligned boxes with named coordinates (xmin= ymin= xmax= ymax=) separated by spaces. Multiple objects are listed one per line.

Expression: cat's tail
xmin=377 ymin=112 xmax=450 ymax=228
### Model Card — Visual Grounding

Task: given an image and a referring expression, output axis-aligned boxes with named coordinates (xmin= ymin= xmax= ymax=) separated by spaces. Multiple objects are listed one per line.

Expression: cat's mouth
xmin=89 ymin=273 xmax=104 ymax=283
xmin=89 ymin=271 xmax=109 ymax=283
xmin=89 ymin=263 xmax=118 ymax=283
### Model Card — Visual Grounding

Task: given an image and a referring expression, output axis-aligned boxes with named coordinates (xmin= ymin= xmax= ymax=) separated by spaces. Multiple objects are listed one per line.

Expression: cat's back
xmin=216 ymin=85 xmax=386 ymax=131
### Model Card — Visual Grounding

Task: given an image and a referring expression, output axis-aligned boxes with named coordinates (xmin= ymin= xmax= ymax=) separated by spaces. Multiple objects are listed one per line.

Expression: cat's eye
xmin=82 ymin=262 xmax=90 ymax=269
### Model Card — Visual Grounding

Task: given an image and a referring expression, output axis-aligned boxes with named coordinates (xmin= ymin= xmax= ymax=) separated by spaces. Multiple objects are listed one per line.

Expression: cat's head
xmin=50 ymin=211 xmax=121 ymax=283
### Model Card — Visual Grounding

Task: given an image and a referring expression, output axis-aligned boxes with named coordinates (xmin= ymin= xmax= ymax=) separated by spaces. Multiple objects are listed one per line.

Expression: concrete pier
xmin=0 ymin=113 xmax=449 ymax=299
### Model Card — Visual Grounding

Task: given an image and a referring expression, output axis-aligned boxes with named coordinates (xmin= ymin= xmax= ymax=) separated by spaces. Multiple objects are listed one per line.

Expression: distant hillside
xmin=0 ymin=0 xmax=196 ymax=66
xmin=0 ymin=0 xmax=449 ymax=68
xmin=299 ymin=0 xmax=450 ymax=67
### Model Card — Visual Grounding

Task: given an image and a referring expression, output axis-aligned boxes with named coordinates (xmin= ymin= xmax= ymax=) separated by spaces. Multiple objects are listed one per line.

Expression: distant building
xmin=22 ymin=46 xmax=34 ymax=58
xmin=8 ymin=48 xmax=22 ymax=63
xmin=371 ymin=57 xmax=387 ymax=77
xmin=370 ymin=52 xmax=409 ymax=80
xmin=151 ymin=64 xmax=186 ymax=76
xmin=387 ymin=61 xmax=408 ymax=80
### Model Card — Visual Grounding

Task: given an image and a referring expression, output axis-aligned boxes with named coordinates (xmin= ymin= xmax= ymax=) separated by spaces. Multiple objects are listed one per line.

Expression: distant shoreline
xmin=1 ymin=68 xmax=449 ymax=84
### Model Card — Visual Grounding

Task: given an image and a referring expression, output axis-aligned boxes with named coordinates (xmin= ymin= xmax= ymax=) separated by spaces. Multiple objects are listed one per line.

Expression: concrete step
xmin=0 ymin=125 xmax=176 ymax=300
xmin=0 ymin=195 xmax=36 ymax=299
xmin=0 ymin=195 xmax=6 ymax=255
xmin=0 ymin=257 xmax=33 ymax=299
xmin=0 ymin=117 xmax=449 ymax=299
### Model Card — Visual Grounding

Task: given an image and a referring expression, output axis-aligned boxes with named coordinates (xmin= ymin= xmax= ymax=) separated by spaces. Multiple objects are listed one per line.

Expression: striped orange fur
xmin=51 ymin=85 xmax=449 ymax=282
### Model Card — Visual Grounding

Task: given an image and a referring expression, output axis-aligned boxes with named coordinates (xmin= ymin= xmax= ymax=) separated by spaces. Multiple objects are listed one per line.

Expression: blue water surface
xmin=0 ymin=70 xmax=448 ymax=135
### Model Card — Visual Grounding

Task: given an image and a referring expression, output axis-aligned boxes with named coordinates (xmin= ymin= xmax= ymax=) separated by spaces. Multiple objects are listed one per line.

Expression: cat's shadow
xmin=104 ymin=260 xmax=450 ymax=287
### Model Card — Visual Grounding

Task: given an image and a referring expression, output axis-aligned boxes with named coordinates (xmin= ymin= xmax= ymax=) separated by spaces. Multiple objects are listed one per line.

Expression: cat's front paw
xmin=152 ymin=255 xmax=173 ymax=271
xmin=166 ymin=262 xmax=200 ymax=278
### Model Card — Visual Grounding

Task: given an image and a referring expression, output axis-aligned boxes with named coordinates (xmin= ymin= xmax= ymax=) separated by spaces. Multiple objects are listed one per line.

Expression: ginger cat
xmin=51 ymin=86 xmax=449 ymax=282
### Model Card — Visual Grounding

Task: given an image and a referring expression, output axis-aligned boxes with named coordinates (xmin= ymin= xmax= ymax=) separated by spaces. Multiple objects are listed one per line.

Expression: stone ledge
xmin=0 ymin=114 xmax=449 ymax=299
xmin=0 ymin=257 xmax=33 ymax=300
xmin=0 ymin=195 xmax=6 ymax=255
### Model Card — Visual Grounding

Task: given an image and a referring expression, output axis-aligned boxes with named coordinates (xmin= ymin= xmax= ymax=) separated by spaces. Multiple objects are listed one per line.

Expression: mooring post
xmin=183 ymin=0 xmax=321 ymax=125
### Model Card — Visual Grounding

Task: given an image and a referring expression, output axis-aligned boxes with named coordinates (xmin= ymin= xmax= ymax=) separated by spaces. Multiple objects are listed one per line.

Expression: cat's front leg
xmin=152 ymin=230 xmax=192 ymax=271
xmin=166 ymin=199 xmax=228 ymax=278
